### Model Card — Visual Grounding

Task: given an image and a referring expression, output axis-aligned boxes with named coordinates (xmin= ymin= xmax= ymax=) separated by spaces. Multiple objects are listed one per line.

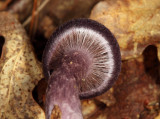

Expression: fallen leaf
xmin=44 ymin=0 xmax=101 ymax=22
xmin=85 ymin=51 xmax=160 ymax=119
xmin=0 ymin=12 xmax=45 ymax=119
xmin=90 ymin=0 xmax=160 ymax=60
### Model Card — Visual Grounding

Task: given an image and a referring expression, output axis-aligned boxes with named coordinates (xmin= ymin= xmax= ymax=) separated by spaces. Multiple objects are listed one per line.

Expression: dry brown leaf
xmin=0 ymin=12 xmax=45 ymax=119
xmin=45 ymin=0 xmax=101 ymax=22
xmin=7 ymin=0 xmax=33 ymax=22
xmin=90 ymin=0 xmax=160 ymax=60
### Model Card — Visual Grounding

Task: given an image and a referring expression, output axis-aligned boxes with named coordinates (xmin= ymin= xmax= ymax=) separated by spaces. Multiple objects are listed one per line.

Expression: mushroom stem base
xmin=45 ymin=68 xmax=83 ymax=119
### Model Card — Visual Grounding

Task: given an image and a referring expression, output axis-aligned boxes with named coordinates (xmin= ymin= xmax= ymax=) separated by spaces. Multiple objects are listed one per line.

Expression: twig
xmin=23 ymin=0 xmax=50 ymax=27
xmin=29 ymin=0 xmax=37 ymax=37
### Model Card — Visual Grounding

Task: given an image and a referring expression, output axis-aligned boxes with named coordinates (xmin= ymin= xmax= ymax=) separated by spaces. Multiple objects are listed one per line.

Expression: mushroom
xmin=42 ymin=18 xmax=121 ymax=119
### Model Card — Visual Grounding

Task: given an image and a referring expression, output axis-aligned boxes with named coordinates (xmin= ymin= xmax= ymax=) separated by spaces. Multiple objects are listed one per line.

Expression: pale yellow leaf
xmin=0 ymin=12 xmax=45 ymax=119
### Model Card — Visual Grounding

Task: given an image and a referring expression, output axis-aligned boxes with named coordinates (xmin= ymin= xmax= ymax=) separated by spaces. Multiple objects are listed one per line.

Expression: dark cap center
xmin=61 ymin=50 xmax=92 ymax=78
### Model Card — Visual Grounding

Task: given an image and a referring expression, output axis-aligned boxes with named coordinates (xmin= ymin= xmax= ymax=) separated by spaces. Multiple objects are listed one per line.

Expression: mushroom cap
xmin=43 ymin=18 xmax=121 ymax=99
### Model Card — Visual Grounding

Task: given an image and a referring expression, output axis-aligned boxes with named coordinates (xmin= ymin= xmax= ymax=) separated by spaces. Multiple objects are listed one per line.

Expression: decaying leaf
xmin=45 ymin=0 xmax=101 ymax=22
xmin=90 ymin=0 xmax=160 ymax=60
xmin=7 ymin=0 xmax=33 ymax=22
xmin=0 ymin=12 xmax=45 ymax=118
xmin=50 ymin=105 xmax=61 ymax=119
xmin=83 ymin=49 xmax=160 ymax=118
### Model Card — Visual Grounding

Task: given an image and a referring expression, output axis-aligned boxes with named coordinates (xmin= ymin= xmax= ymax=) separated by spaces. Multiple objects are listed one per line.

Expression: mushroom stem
xmin=45 ymin=49 xmax=91 ymax=119
xmin=45 ymin=67 xmax=83 ymax=119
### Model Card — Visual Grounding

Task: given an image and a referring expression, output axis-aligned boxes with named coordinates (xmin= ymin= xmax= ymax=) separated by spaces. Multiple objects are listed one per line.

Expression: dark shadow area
xmin=143 ymin=45 xmax=160 ymax=83
xmin=32 ymin=78 xmax=47 ymax=110
xmin=32 ymin=33 xmax=47 ymax=61
xmin=0 ymin=36 xmax=5 ymax=58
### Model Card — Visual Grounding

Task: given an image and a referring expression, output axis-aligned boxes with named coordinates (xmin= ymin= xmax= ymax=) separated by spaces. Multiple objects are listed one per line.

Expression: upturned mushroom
xmin=42 ymin=18 xmax=121 ymax=119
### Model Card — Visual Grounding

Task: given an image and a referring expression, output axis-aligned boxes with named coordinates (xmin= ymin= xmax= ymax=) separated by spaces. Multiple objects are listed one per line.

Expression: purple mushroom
xmin=42 ymin=18 xmax=121 ymax=119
